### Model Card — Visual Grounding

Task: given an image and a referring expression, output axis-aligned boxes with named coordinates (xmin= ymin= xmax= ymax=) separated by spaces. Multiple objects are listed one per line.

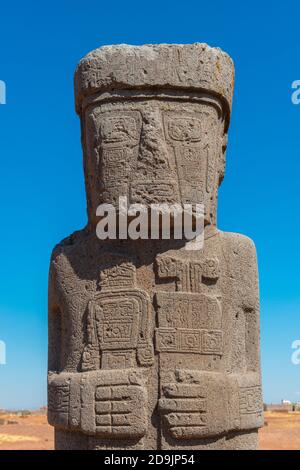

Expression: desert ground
xmin=0 ymin=411 xmax=299 ymax=450
xmin=259 ymin=411 xmax=300 ymax=450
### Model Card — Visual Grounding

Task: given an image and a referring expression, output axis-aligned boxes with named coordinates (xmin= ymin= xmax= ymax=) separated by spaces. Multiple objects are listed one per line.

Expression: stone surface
xmin=48 ymin=43 xmax=263 ymax=450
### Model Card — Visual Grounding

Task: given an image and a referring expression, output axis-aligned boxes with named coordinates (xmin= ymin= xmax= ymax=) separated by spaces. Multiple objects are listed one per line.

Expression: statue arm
xmin=158 ymin=234 xmax=264 ymax=439
xmin=226 ymin=233 xmax=263 ymax=431
xmin=242 ymin=238 xmax=261 ymax=374
xmin=48 ymin=258 xmax=62 ymax=374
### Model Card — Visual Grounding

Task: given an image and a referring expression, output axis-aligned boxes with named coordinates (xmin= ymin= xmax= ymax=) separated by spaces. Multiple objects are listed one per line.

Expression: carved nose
xmin=138 ymin=111 xmax=170 ymax=169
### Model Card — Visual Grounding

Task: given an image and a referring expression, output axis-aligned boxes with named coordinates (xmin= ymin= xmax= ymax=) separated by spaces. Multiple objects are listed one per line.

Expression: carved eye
xmin=100 ymin=116 xmax=138 ymax=143
xmin=167 ymin=117 xmax=202 ymax=142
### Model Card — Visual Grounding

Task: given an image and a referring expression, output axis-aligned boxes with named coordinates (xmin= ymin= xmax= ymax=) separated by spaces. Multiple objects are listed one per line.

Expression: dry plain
xmin=0 ymin=411 xmax=299 ymax=450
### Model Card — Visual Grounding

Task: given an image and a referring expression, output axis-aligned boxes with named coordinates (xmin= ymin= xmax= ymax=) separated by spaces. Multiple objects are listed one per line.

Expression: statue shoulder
xmin=49 ymin=229 xmax=88 ymax=269
xmin=218 ymin=230 xmax=257 ymax=261
xmin=218 ymin=231 xmax=259 ymax=303
xmin=217 ymin=230 xmax=258 ymax=278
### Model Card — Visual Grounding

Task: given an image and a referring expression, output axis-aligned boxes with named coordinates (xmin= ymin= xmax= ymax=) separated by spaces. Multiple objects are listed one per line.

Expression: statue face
xmin=82 ymin=95 xmax=226 ymax=225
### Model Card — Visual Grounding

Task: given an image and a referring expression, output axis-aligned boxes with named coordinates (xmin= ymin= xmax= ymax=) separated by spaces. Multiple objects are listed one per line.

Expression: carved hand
xmin=91 ymin=381 xmax=147 ymax=438
xmin=159 ymin=380 xmax=210 ymax=439
xmin=158 ymin=369 xmax=263 ymax=440
xmin=48 ymin=369 xmax=148 ymax=439
xmin=158 ymin=369 xmax=234 ymax=440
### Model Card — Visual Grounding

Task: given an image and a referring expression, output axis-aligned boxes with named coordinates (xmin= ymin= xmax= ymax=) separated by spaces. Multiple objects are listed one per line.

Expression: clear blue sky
xmin=0 ymin=0 xmax=299 ymax=409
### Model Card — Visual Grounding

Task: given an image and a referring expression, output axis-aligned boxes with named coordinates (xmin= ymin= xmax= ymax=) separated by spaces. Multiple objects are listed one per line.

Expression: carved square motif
xmin=155 ymin=328 xmax=178 ymax=351
xmin=101 ymin=351 xmax=135 ymax=369
xmin=102 ymin=321 xmax=133 ymax=342
xmin=202 ymin=258 xmax=220 ymax=279
xmin=96 ymin=297 xmax=139 ymax=350
xmin=87 ymin=289 xmax=151 ymax=356
xmin=180 ymin=329 xmax=201 ymax=352
xmin=202 ymin=330 xmax=223 ymax=355
xmin=156 ymin=256 xmax=179 ymax=278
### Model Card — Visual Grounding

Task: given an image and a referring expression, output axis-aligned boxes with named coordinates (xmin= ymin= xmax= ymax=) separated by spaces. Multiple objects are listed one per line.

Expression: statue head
xmin=74 ymin=44 xmax=234 ymax=227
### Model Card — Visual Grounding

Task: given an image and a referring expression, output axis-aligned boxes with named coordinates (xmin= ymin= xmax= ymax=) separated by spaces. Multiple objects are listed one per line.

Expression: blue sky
xmin=0 ymin=0 xmax=299 ymax=409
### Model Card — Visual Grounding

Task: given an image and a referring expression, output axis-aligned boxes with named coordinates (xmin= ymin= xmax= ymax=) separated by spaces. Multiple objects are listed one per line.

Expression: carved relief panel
xmin=85 ymin=100 xmax=222 ymax=220
xmin=49 ymin=44 xmax=263 ymax=450
xmin=82 ymin=255 xmax=154 ymax=371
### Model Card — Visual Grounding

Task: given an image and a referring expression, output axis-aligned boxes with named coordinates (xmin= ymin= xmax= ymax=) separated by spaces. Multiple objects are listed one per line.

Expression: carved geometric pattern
xmin=94 ymin=291 xmax=146 ymax=350
xmin=99 ymin=263 xmax=136 ymax=290
xmin=156 ymin=256 xmax=189 ymax=292
xmin=130 ymin=180 xmax=178 ymax=204
xmin=239 ymin=386 xmax=263 ymax=415
xmin=155 ymin=327 xmax=223 ymax=355
xmin=48 ymin=383 xmax=70 ymax=414
xmin=155 ymin=256 xmax=220 ymax=294
xmin=82 ymin=288 xmax=154 ymax=370
xmin=190 ymin=259 xmax=220 ymax=292
xmin=101 ymin=351 xmax=135 ymax=370
xmin=155 ymin=292 xmax=222 ymax=330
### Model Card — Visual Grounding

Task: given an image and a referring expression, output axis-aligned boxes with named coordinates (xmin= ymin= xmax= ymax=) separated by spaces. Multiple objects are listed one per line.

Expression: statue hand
xmin=158 ymin=369 xmax=231 ymax=440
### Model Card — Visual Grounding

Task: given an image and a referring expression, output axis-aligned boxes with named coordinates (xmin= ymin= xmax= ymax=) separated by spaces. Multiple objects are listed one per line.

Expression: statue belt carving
xmin=48 ymin=369 xmax=263 ymax=439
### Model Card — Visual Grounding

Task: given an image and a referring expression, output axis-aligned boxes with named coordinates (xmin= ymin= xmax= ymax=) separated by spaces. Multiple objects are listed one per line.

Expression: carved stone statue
xmin=48 ymin=43 xmax=263 ymax=450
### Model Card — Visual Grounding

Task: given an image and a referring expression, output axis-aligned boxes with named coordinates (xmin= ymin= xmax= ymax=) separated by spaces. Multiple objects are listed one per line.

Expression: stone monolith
xmin=48 ymin=43 xmax=263 ymax=450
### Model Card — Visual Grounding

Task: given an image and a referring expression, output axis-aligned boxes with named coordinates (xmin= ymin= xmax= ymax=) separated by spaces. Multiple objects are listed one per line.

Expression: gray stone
xmin=48 ymin=43 xmax=263 ymax=450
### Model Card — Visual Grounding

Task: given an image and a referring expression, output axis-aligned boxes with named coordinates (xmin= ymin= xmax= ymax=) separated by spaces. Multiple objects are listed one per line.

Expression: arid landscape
xmin=259 ymin=411 xmax=300 ymax=450
xmin=0 ymin=410 xmax=299 ymax=450
xmin=0 ymin=411 xmax=53 ymax=450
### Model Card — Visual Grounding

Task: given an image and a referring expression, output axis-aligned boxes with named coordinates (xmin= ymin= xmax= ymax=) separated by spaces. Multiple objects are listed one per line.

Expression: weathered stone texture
xmin=48 ymin=43 xmax=263 ymax=450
